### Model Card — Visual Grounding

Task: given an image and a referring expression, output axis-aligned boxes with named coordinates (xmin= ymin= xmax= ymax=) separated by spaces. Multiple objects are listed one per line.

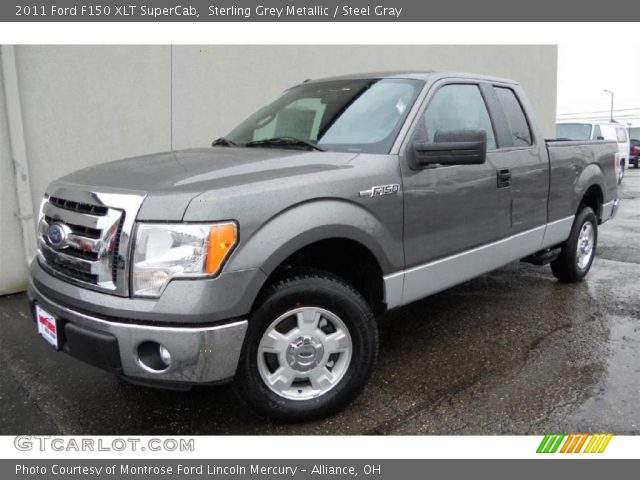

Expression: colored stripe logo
xmin=537 ymin=433 xmax=613 ymax=453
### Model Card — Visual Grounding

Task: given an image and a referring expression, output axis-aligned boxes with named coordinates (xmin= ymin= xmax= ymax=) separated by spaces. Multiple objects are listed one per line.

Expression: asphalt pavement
xmin=1 ymin=170 xmax=639 ymax=435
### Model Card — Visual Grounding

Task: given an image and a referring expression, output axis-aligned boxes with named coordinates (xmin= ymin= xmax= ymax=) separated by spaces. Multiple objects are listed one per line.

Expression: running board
xmin=521 ymin=247 xmax=562 ymax=266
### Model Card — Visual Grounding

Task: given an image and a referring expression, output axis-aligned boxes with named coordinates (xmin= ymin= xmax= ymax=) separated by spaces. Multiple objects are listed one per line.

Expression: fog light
xmin=137 ymin=341 xmax=172 ymax=372
xmin=159 ymin=345 xmax=172 ymax=367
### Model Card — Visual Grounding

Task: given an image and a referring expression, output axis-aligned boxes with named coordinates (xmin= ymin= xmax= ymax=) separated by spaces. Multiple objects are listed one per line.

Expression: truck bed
xmin=545 ymin=139 xmax=618 ymax=222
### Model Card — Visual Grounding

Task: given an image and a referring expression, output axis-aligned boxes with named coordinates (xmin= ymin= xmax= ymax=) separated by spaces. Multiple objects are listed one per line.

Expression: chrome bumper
xmin=29 ymin=281 xmax=248 ymax=385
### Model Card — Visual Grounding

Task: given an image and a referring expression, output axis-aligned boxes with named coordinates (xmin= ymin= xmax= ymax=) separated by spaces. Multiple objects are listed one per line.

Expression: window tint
xmin=320 ymin=81 xmax=418 ymax=146
xmin=254 ymin=98 xmax=326 ymax=141
xmin=616 ymin=128 xmax=628 ymax=142
xmin=416 ymin=84 xmax=496 ymax=149
xmin=494 ymin=87 xmax=532 ymax=146
xmin=593 ymin=125 xmax=602 ymax=139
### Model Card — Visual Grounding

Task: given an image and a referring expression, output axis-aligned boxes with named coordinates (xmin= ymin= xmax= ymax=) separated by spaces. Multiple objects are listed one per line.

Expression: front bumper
xmin=30 ymin=259 xmax=266 ymax=324
xmin=28 ymin=281 xmax=248 ymax=387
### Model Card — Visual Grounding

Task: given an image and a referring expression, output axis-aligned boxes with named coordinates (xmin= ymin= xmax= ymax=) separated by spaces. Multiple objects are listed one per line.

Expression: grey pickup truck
xmin=28 ymin=71 xmax=619 ymax=421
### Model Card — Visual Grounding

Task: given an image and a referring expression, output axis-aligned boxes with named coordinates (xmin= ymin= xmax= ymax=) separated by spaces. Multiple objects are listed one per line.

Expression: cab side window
xmin=494 ymin=87 xmax=532 ymax=147
xmin=415 ymin=84 xmax=497 ymax=150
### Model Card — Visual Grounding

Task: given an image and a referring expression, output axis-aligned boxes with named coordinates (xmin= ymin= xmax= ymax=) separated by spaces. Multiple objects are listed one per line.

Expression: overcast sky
xmin=558 ymin=42 xmax=640 ymax=127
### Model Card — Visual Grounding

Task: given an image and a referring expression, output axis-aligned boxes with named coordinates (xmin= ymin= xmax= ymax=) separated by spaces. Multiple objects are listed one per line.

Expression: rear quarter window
xmin=494 ymin=87 xmax=532 ymax=147
xmin=593 ymin=125 xmax=602 ymax=139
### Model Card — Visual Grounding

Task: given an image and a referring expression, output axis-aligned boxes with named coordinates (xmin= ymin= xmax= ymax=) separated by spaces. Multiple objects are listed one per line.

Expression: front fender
xmin=225 ymin=199 xmax=402 ymax=277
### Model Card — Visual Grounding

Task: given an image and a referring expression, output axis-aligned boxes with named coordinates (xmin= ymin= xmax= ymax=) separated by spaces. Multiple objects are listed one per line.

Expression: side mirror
xmin=412 ymin=129 xmax=487 ymax=168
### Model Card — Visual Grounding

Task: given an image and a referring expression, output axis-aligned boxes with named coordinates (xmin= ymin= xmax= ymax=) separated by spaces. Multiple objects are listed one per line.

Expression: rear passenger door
xmin=484 ymin=85 xmax=549 ymax=234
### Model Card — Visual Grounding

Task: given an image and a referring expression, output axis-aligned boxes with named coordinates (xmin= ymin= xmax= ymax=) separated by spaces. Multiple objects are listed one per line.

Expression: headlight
xmin=132 ymin=222 xmax=237 ymax=297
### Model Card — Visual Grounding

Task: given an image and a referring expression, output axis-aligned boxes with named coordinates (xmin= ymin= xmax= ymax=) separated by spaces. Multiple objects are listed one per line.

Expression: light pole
xmin=604 ymin=89 xmax=614 ymax=122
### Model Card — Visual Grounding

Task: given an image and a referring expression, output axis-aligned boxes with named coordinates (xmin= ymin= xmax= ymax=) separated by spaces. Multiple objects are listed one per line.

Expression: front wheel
xmin=551 ymin=207 xmax=598 ymax=282
xmin=234 ymin=271 xmax=378 ymax=422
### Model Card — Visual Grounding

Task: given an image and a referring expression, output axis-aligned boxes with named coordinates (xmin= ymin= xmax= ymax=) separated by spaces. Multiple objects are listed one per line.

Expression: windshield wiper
xmin=211 ymin=137 xmax=237 ymax=147
xmin=245 ymin=137 xmax=325 ymax=152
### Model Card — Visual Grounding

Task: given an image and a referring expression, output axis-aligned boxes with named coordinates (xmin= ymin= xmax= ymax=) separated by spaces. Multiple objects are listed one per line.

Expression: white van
xmin=556 ymin=121 xmax=629 ymax=183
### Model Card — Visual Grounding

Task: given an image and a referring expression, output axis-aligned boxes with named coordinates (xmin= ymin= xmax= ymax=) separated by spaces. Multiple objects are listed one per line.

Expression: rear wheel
xmin=551 ymin=207 xmax=598 ymax=282
xmin=234 ymin=270 xmax=378 ymax=422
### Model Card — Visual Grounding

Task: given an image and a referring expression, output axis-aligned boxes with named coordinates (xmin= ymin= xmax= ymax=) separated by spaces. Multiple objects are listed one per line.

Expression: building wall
xmin=0 ymin=49 xmax=29 ymax=294
xmin=172 ymin=45 xmax=558 ymax=148
xmin=0 ymin=45 xmax=558 ymax=295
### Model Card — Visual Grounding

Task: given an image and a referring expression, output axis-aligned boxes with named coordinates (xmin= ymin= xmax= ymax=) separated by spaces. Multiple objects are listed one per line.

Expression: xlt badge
xmin=359 ymin=184 xmax=400 ymax=198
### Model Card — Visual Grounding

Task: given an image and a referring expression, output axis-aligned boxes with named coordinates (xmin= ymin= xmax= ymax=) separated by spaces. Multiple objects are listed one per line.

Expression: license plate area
xmin=36 ymin=304 xmax=60 ymax=350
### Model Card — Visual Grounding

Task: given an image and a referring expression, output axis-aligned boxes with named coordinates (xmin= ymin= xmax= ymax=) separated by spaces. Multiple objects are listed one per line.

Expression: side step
xmin=521 ymin=247 xmax=562 ymax=266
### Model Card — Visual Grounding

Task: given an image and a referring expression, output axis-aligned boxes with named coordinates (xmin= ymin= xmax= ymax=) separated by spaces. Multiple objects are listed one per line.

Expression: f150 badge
xmin=359 ymin=184 xmax=400 ymax=198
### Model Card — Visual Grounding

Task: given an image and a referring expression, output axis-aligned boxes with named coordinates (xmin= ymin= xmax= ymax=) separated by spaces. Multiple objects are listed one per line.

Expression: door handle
xmin=497 ymin=169 xmax=511 ymax=188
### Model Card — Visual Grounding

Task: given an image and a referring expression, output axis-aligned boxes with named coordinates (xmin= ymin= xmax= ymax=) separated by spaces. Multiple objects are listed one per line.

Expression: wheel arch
xmin=578 ymin=183 xmax=604 ymax=222
xmin=225 ymin=199 xmax=401 ymax=314
xmin=575 ymin=164 xmax=606 ymax=221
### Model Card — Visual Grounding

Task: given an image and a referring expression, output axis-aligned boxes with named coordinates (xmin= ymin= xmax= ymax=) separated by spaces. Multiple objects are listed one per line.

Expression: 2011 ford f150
xmin=28 ymin=71 xmax=619 ymax=421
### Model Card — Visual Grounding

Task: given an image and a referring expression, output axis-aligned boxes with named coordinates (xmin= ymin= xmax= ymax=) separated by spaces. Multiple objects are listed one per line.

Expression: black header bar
xmin=3 ymin=0 xmax=640 ymax=22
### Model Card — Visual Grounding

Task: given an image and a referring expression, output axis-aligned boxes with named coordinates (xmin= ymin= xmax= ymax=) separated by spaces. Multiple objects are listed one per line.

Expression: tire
xmin=234 ymin=269 xmax=378 ymax=422
xmin=550 ymin=207 xmax=598 ymax=283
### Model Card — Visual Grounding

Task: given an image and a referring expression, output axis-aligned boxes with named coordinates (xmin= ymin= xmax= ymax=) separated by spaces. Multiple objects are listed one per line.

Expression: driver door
xmin=399 ymin=82 xmax=511 ymax=303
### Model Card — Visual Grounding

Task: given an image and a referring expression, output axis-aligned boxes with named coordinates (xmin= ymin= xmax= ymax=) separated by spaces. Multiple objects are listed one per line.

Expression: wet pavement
xmin=1 ymin=171 xmax=639 ymax=435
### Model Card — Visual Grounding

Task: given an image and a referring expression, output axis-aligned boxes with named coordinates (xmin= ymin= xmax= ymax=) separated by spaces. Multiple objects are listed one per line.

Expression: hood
xmin=53 ymin=147 xmax=357 ymax=220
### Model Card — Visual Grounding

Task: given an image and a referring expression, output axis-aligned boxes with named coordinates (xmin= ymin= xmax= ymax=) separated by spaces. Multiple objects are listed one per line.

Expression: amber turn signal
xmin=205 ymin=223 xmax=237 ymax=274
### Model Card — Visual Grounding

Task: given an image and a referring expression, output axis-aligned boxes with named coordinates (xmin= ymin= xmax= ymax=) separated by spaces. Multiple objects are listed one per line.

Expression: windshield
xmin=556 ymin=123 xmax=592 ymax=140
xmin=225 ymin=78 xmax=423 ymax=154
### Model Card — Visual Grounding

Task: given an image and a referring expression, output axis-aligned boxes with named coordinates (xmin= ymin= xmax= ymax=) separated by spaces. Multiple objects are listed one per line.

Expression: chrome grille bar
xmin=48 ymin=196 xmax=109 ymax=216
xmin=40 ymin=243 xmax=100 ymax=275
xmin=43 ymin=202 xmax=113 ymax=230
xmin=38 ymin=219 xmax=103 ymax=252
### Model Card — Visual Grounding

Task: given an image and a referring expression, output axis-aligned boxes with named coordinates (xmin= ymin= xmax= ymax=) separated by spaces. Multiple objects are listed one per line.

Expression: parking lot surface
xmin=1 ymin=171 xmax=639 ymax=435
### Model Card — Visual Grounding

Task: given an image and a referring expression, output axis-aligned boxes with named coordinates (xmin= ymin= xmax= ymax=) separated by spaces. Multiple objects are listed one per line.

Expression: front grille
xmin=49 ymin=196 xmax=109 ymax=216
xmin=44 ymin=215 xmax=101 ymax=238
xmin=37 ymin=195 xmax=126 ymax=294
xmin=62 ymin=245 xmax=100 ymax=261
xmin=111 ymin=214 xmax=126 ymax=282
xmin=41 ymin=246 xmax=99 ymax=284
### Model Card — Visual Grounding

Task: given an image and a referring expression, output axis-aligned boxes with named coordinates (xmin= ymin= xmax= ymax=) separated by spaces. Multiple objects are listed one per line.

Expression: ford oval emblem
xmin=47 ymin=223 xmax=70 ymax=249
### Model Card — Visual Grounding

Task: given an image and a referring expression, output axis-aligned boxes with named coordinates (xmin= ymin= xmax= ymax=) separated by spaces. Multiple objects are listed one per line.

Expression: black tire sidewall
xmin=235 ymin=273 xmax=377 ymax=421
xmin=560 ymin=207 xmax=598 ymax=280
